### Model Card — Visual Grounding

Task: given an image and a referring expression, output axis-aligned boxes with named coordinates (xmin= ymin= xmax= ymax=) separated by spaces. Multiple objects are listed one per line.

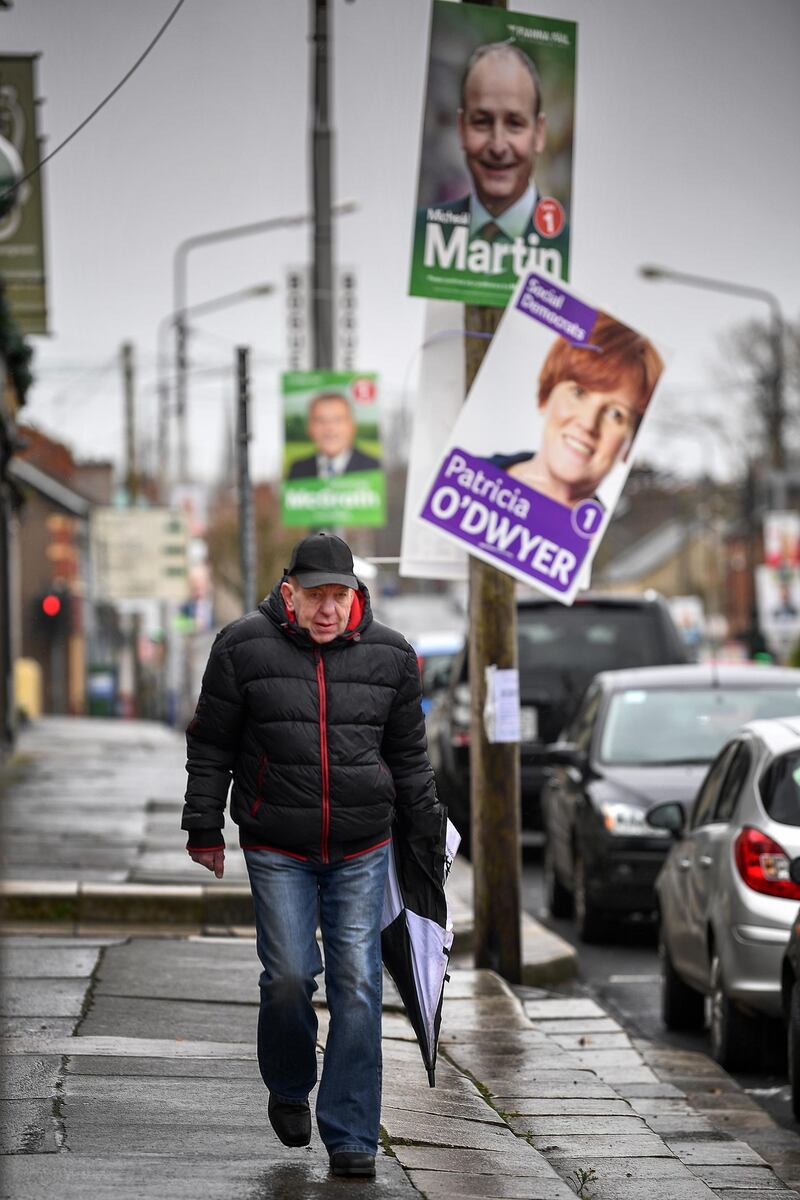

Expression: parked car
xmin=412 ymin=630 xmax=464 ymax=715
xmin=780 ymin=857 xmax=800 ymax=1120
xmin=426 ymin=591 xmax=687 ymax=851
xmin=653 ymin=708 xmax=800 ymax=1071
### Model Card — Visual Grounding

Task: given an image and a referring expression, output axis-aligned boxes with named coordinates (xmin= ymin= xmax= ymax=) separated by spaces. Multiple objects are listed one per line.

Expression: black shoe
xmin=330 ymin=1152 xmax=376 ymax=1178
xmin=268 ymin=1095 xmax=311 ymax=1147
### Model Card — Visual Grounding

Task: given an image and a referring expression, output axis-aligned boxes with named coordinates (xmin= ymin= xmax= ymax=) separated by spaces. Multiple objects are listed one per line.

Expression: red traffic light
xmin=41 ymin=593 xmax=62 ymax=618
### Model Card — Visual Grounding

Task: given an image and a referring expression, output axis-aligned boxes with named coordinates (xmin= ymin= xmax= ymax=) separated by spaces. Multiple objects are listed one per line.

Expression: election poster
xmin=756 ymin=564 xmax=800 ymax=661
xmin=409 ymin=1 xmax=577 ymax=308
xmin=415 ymin=272 xmax=667 ymax=604
xmin=764 ymin=511 xmax=800 ymax=569
xmin=280 ymin=370 xmax=386 ymax=529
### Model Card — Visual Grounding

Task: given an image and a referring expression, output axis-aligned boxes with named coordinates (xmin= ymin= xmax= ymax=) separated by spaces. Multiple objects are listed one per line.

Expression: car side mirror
xmin=544 ymin=742 xmax=587 ymax=771
xmin=789 ymin=857 xmax=800 ymax=886
xmin=647 ymin=801 xmax=685 ymax=837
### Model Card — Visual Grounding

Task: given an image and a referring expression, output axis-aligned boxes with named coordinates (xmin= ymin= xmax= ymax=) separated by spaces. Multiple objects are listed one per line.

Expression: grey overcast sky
xmin=4 ymin=0 xmax=800 ymax=484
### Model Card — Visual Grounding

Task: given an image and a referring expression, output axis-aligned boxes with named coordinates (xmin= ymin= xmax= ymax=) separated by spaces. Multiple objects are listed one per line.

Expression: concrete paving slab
xmin=645 ymin=1113 xmax=717 ymax=1136
xmin=444 ymin=1049 xmax=568 ymax=1072
xmin=437 ymin=972 xmax=511 ymax=1000
xmin=0 ymin=1017 xmax=77 ymax=1038
xmin=0 ymin=943 xmax=102 ymax=978
xmin=438 ymin=1029 xmax=550 ymax=1050
xmin=685 ymin=1088 xmax=763 ymax=1109
xmin=669 ymin=1139 xmax=768 ymax=1167
xmin=529 ymin=1132 xmax=675 ymax=1159
xmin=531 ymin=1018 xmax=623 ymax=1034
xmin=491 ymin=1078 xmax=620 ymax=1101
xmin=380 ymin=1108 xmax=517 ymax=1151
xmin=0 ymin=979 xmax=89 ymax=1018
xmin=497 ymin=1098 xmax=633 ymax=1117
xmin=548 ymin=1032 xmax=632 ymax=1051
xmin=690 ymin=1165 xmax=790 ymax=1189
xmin=562 ymin=1179 xmax=719 ymax=1200
xmin=0 ymin=1055 xmax=62 ymax=1100
xmin=64 ymin=1074 xmax=268 ymax=1117
xmin=391 ymin=1143 xmax=562 ymax=1176
xmin=0 ymin=1097 xmax=59 ymax=1154
xmin=0 ymin=1034 xmax=255 ymax=1059
xmin=524 ymin=999 xmax=606 ymax=1020
xmin=406 ymin=1169 xmax=575 ymax=1198
xmin=78 ymin=995 xmax=258 ymax=1044
xmin=381 ymin=1096 xmax=505 ymax=1124
xmin=552 ymin=1155 xmax=701 ymax=1182
xmin=65 ymin=1055 xmax=261 ymax=1079
xmin=0 ymin=1153 xmax=420 ymax=1200
xmin=505 ymin=1114 xmax=651 ymax=1137
xmin=712 ymin=1193 xmax=800 ymax=1200
xmin=615 ymin=1081 xmax=687 ymax=1100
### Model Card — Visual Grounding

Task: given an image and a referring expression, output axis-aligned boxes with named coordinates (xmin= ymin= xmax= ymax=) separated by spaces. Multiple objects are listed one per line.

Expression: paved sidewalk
xmin=1 ymin=718 xmax=800 ymax=1198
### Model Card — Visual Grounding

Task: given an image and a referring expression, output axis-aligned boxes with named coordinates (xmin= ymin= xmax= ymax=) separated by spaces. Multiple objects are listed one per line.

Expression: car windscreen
xmin=517 ymin=605 xmax=670 ymax=678
xmin=760 ymin=751 xmax=800 ymax=826
xmin=599 ymin=686 xmax=800 ymax=766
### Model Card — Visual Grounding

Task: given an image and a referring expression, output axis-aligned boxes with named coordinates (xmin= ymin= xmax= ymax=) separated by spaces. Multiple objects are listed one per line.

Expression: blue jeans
xmin=244 ymin=844 xmax=389 ymax=1156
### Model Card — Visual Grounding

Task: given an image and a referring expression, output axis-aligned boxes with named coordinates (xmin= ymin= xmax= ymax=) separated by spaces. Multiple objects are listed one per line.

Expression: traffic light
xmin=36 ymin=589 xmax=69 ymax=633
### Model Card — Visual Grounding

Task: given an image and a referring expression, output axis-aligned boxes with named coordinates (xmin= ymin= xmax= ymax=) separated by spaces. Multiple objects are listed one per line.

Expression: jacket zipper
xmin=315 ymin=648 xmax=330 ymax=863
xmin=251 ymin=752 xmax=268 ymax=817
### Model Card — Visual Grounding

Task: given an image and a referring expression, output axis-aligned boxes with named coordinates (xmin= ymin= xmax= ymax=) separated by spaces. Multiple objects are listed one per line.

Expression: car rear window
xmin=517 ymin=605 xmax=669 ymax=675
xmin=599 ymin=686 xmax=800 ymax=766
xmin=760 ymin=752 xmax=800 ymax=826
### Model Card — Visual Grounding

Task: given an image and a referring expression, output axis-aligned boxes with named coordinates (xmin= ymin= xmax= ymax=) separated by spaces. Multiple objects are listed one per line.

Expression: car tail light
xmin=733 ymin=826 xmax=800 ymax=900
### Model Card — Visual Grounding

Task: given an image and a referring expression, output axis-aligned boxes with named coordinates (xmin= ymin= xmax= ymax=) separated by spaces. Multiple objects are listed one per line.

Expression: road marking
xmin=607 ymin=974 xmax=660 ymax=984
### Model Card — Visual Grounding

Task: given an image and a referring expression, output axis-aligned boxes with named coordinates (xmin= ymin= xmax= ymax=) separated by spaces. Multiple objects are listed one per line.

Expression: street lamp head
xmin=639 ymin=265 xmax=666 ymax=281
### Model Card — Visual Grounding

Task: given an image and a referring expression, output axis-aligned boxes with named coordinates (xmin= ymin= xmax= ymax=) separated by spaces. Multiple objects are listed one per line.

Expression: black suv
xmin=425 ymin=591 xmax=688 ymax=851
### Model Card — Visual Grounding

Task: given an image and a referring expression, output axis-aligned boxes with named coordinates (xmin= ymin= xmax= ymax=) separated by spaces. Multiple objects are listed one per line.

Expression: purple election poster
xmin=417 ymin=272 xmax=667 ymax=603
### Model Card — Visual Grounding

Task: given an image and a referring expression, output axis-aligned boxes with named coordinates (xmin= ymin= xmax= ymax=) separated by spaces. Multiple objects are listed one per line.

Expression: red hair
xmin=538 ymin=312 xmax=663 ymax=421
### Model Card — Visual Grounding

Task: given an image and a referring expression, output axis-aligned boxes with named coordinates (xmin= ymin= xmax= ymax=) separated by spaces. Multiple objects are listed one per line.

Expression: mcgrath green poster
xmin=409 ymin=1 xmax=577 ymax=308
xmin=281 ymin=371 xmax=386 ymax=528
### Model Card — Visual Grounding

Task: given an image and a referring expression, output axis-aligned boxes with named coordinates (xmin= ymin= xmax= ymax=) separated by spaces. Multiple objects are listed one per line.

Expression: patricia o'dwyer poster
xmin=280 ymin=371 xmax=386 ymax=528
xmin=409 ymin=1 xmax=577 ymax=307
xmin=416 ymin=273 xmax=667 ymax=604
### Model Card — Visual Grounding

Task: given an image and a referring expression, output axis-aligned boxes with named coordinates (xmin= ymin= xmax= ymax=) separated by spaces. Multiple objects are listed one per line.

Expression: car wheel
xmin=709 ymin=952 xmax=754 ymax=1071
xmin=544 ymin=839 xmax=573 ymax=918
xmin=660 ymin=933 xmax=704 ymax=1031
xmin=574 ymin=851 xmax=605 ymax=943
xmin=788 ymin=982 xmax=800 ymax=1121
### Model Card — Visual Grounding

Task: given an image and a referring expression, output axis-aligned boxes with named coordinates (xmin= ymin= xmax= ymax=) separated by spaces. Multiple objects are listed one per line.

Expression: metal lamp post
xmin=639 ymin=264 xmax=786 ymax=473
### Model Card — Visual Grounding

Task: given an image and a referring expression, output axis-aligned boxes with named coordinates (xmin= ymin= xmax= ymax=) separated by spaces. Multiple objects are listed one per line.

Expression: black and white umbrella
xmin=381 ymin=818 xmax=460 ymax=1086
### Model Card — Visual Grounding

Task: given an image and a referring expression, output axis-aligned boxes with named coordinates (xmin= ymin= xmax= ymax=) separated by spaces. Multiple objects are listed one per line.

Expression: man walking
xmin=182 ymin=533 xmax=446 ymax=1178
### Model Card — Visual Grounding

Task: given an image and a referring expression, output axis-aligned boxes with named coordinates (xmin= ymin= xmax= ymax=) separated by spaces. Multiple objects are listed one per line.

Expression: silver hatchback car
xmin=653 ymin=709 xmax=800 ymax=1071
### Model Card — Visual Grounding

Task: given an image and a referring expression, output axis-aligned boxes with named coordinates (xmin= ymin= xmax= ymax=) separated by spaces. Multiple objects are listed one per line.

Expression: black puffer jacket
xmin=182 ymin=580 xmax=445 ymax=866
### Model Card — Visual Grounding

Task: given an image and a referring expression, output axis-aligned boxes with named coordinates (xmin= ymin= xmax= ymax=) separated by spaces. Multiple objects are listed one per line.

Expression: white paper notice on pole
xmin=483 ymin=665 xmax=520 ymax=744
xmin=415 ymin=272 xmax=668 ymax=604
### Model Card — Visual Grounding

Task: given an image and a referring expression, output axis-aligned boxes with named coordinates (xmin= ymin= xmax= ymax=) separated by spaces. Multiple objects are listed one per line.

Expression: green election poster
xmin=281 ymin=371 xmax=386 ymax=529
xmin=409 ymin=1 xmax=577 ymax=308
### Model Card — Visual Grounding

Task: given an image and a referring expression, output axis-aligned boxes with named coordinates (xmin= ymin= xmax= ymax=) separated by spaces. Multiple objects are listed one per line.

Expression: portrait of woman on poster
xmin=491 ymin=314 xmax=664 ymax=509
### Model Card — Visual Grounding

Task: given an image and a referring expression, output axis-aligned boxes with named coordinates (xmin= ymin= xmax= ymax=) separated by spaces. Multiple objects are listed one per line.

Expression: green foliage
xmin=570 ymin=1165 xmax=598 ymax=1199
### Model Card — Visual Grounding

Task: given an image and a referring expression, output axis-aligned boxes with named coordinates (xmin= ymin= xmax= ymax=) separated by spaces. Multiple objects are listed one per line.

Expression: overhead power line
xmin=0 ymin=0 xmax=187 ymax=204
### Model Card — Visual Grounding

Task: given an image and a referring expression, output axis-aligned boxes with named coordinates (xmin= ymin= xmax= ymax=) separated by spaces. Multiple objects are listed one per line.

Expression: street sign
xmin=91 ymin=508 xmax=189 ymax=602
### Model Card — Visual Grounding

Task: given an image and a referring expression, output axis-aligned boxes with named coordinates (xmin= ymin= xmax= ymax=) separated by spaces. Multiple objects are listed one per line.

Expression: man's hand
xmin=188 ymin=848 xmax=225 ymax=879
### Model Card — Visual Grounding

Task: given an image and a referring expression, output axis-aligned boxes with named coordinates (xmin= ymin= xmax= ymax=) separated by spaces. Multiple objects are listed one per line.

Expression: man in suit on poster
xmin=288 ymin=392 xmax=381 ymax=480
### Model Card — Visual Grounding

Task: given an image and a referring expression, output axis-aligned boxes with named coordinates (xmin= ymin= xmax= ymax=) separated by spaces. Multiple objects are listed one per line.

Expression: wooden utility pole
xmin=465 ymin=306 xmax=522 ymax=983
xmin=236 ymin=346 xmax=257 ymax=613
xmin=464 ymin=0 xmax=522 ymax=983
xmin=122 ymin=341 xmax=137 ymax=504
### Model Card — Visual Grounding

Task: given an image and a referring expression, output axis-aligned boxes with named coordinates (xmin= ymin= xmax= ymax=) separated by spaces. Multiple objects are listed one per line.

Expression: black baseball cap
xmin=285 ymin=533 xmax=358 ymax=589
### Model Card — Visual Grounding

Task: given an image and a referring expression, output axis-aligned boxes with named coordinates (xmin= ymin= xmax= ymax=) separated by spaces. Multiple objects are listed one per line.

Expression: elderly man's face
xmin=308 ymin=397 xmax=356 ymax=459
xmin=280 ymin=580 xmax=355 ymax=644
xmin=457 ymin=53 xmax=546 ymax=217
